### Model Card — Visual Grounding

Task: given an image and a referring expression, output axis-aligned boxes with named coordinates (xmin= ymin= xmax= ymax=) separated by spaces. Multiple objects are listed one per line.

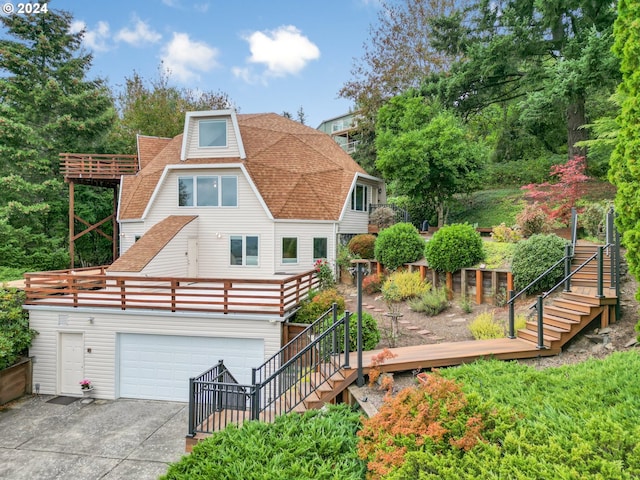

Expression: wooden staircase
xmin=516 ymin=244 xmax=617 ymax=351
xmin=287 ymin=363 xmax=358 ymax=413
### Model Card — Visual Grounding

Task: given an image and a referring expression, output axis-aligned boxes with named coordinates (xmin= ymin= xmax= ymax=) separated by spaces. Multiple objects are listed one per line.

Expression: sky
xmin=14 ymin=0 xmax=382 ymax=128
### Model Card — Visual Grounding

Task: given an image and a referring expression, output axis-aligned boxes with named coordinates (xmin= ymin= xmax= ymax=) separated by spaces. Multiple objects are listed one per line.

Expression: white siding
xmin=274 ymin=223 xmax=336 ymax=274
xmin=27 ymin=306 xmax=282 ymax=400
xmin=339 ymin=179 xmax=381 ymax=234
xmin=184 ymin=115 xmax=241 ymax=159
xmin=139 ymin=221 xmax=198 ymax=277
xmin=119 ymin=222 xmax=144 ymax=256
xmin=143 ymin=167 xmax=277 ymax=278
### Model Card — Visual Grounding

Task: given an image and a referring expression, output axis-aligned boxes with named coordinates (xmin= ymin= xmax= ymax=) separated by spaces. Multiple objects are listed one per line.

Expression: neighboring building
xmin=317 ymin=111 xmax=359 ymax=154
xmin=25 ymin=110 xmax=385 ymax=402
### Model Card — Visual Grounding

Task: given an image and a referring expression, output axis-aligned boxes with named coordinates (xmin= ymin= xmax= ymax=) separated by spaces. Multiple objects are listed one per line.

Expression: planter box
xmin=0 ymin=357 xmax=32 ymax=405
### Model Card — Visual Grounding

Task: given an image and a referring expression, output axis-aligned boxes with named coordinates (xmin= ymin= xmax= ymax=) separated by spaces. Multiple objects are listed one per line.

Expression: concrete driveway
xmin=0 ymin=394 xmax=189 ymax=480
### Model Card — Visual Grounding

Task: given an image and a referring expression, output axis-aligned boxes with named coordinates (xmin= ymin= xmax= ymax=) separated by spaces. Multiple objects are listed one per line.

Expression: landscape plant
xmin=381 ymin=271 xmax=430 ymax=300
xmin=490 ymin=223 xmax=521 ymax=243
xmin=369 ymin=206 xmax=396 ymax=230
xmin=347 ymin=234 xmax=377 ymax=259
xmin=362 ymin=273 xmax=384 ymax=294
xmin=161 ymin=404 xmax=366 ymax=479
xmin=468 ymin=311 xmax=504 ymax=339
xmin=357 ymin=371 xmax=510 ymax=479
xmin=314 ymin=259 xmax=335 ymax=290
xmin=408 ymin=286 xmax=450 ymax=316
xmin=511 ymin=234 xmax=569 ymax=292
xmin=340 ymin=311 xmax=382 ymax=352
xmin=293 ymin=289 xmax=345 ymax=325
xmin=393 ymin=353 xmax=640 ymax=478
xmin=522 ymin=156 xmax=590 ymax=225
xmin=424 ymin=223 xmax=485 ymax=272
xmin=0 ymin=288 xmax=37 ymax=370
xmin=514 ymin=202 xmax=550 ymax=237
xmin=374 ymin=222 xmax=426 ymax=271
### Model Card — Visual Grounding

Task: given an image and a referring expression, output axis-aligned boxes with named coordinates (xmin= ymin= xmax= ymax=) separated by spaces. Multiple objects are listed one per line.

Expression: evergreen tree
xmin=609 ymin=0 xmax=640 ymax=296
xmin=0 ymin=6 xmax=116 ymax=270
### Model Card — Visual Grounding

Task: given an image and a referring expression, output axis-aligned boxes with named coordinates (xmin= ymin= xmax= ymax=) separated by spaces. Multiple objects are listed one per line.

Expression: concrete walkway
xmin=0 ymin=395 xmax=189 ymax=480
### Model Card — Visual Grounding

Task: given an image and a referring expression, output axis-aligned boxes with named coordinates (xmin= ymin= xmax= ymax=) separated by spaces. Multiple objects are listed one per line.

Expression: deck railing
xmin=24 ymin=268 xmax=319 ymax=316
xmin=60 ymin=153 xmax=139 ymax=179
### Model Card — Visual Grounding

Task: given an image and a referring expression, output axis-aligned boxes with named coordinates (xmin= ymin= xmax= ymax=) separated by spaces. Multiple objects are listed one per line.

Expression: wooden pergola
xmin=59 ymin=153 xmax=139 ymax=268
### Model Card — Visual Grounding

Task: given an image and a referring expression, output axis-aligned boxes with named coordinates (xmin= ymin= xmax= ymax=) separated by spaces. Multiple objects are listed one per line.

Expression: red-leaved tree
xmin=521 ymin=156 xmax=589 ymax=225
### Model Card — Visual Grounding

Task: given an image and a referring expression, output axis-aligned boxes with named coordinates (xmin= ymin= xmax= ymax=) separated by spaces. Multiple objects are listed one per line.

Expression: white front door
xmin=187 ymin=237 xmax=198 ymax=277
xmin=60 ymin=333 xmax=84 ymax=395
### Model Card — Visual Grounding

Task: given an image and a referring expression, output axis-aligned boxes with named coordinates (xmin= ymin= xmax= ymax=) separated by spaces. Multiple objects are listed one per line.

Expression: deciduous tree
xmin=375 ymin=94 xmax=487 ymax=226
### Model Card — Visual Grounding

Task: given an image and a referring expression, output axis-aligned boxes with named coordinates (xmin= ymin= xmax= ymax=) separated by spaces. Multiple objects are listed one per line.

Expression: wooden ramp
xmin=348 ymin=337 xmax=560 ymax=375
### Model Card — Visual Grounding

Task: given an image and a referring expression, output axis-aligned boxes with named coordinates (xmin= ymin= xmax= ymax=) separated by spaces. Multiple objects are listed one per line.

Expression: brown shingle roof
xmin=108 ymin=215 xmax=197 ymax=272
xmin=137 ymin=135 xmax=172 ymax=169
xmin=119 ymin=113 xmax=369 ymax=221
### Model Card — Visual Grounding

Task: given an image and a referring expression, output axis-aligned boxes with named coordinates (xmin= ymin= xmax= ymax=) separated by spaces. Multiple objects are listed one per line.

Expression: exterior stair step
xmin=517 ymin=328 xmax=555 ymax=348
xmin=552 ymin=298 xmax=594 ymax=313
xmin=544 ymin=305 xmax=585 ymax=322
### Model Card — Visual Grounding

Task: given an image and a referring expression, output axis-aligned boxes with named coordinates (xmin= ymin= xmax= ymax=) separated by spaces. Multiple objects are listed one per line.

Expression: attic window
xmin=198 ymin=119 xmax=227 ymax=147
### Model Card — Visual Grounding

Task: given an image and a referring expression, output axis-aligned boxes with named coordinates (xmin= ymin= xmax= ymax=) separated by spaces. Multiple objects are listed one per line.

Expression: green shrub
xmin=369 ymin=206 xmax=396 ymax=229
xmin=511 ymin=234 xmax=569 ymax=293
xmin=0 ymin=288 xmax=37 ymax=370
xmin=424 ymin=223 xmax=485 ymax=272
xmin=340 ymin=311 xmax=381 ymax=351
xmin=482 ymin=242 xmax=516 ymax=269
xmin=347 ymin=234 xmax=376 ymax=259
xmin=374 ymin=222 xmax=426 ymax=271
xmin=490 ymin=223 xmax=522 ymax=243
xmin=314 ymin=259 xmax=335 ymax=290
xmin=580 ymin=201 xmax=611 ymax=238
xmin=515 ymin=202 xmax=550 ymax=237
xmin=382 ymin=271 xmax=430 ymax=300
xmin=294 ymin=288 xmax=345 ymax=324
xmin=362 ymin=273 xmax=384 ymax=294
xmin=409 ymin=286 xmax=450 ymax=316
xmin=162 ymin=404 xmax=365 ymax=479
xmin=469 ymin=311 xmax=504 ymax=339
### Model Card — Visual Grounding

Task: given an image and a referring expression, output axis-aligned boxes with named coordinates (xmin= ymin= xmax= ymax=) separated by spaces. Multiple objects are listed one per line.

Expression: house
xmin=25 ymin=110 xmax=385 ymax=402
xmin=317 ymin=111 xmax=359 ymax=154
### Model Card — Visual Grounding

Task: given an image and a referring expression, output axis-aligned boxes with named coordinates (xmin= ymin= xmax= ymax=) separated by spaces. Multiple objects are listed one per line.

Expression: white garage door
xmin=118 ymin=334 xmax=264 ymax=401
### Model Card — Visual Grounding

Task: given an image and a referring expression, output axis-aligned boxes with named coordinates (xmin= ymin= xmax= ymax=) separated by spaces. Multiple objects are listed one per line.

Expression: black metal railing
xmin=187 ymin=303 xmax=362 ymax=436
xmin=506 ymin=208 xmax=619 ymax=349
xmin=188 ymin=360 xmax=255 ymax=435
xmin=369 ymin=204 xmax=410 ymax=224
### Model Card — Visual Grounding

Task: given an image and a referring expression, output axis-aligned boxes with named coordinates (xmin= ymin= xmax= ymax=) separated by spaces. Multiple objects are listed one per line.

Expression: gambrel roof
xmin=118 ymin=112 xmax=371 ymax=221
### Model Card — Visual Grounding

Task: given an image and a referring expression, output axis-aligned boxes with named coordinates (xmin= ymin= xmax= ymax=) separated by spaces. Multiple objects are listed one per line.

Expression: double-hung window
xmin=282 ymin=237 xmax=298 ymax=264
xmin=313 ymin=237 xmax=328 ymax=261
xmin=230 ymin=235 xmax=259 ymax=266
xmin=178 ymin=175 xmax=238 ymax=207
xmin=351 ymin=184 xmax=368 ymax=212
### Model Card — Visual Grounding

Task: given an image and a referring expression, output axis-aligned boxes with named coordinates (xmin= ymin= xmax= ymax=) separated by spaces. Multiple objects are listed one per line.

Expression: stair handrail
xmin=251 ymin=311 xmax=351 ymax=423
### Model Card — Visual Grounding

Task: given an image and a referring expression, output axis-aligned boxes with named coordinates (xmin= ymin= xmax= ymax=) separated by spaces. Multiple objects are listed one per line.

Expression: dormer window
xmin=199 ymin=119 xmax=227 ymax=147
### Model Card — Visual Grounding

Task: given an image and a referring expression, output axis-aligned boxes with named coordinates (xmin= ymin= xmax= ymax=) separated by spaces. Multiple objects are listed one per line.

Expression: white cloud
xmin=115 ymin=19 xmax=161 ymax=46
xmin=194 ymin=3 xmax=210 ymax=13
xmin=240 ymin=25 xmax=320 ymax=80
xmin=162 ymin=0 xmax=181 ymax=7
xmin=71 ymin=20 xmax=111 ymax=52
xmin=160 ymin=33 xmax=220 ymax=83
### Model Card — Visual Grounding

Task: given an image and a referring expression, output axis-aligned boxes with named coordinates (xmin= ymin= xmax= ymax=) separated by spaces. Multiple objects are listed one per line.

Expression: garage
xmin=118 ymin=333 xmax=265 ymax=401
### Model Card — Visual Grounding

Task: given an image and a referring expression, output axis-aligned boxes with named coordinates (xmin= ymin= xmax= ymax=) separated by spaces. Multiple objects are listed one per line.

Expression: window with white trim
xmin=178 ymin=175 xmax=238 ymax=207
xmin=199 ymin=119 xmax=227 ymax=147
xmin=282 ymin=237 xmax=298 ymax=264
xmin=351 ymin=184 xmax=368 ymax=212
xmin=230 ymin=235 xmax=259 ymax=266
xmin=313 ymin=237 xmax=328 ymax=260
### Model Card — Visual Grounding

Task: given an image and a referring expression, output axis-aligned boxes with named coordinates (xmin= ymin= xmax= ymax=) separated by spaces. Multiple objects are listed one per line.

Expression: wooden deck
xmin=348 ymin=337 xmax=559 ymax=374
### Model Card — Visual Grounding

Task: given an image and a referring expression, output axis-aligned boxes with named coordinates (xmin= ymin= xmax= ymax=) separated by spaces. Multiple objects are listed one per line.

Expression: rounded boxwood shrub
xmin=424 ymin=223 xmax=485 ymax=272
xmin=374 ymin=222 xmax=425 ymax=271
xmin=347 ymin=234 xmax=376 ymax=259
xmin=340 ymin=311 xmax=381 ymax=351
xmin=511 ymin=233 xmax=569 ymax=293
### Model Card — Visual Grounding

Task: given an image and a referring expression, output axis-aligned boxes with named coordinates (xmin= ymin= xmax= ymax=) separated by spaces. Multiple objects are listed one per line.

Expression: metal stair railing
xmin=506 ymin=208 xmax=619 ymax=349
xmin=187 ymin=304 xmax=362 ymax=435
xmin=251 ymin=309 xmax=353 ymax=424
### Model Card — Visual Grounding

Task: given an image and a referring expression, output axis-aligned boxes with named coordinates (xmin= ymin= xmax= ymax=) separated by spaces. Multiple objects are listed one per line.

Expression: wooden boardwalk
xmin=348 ymin=338 xmax=560 ymax=374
